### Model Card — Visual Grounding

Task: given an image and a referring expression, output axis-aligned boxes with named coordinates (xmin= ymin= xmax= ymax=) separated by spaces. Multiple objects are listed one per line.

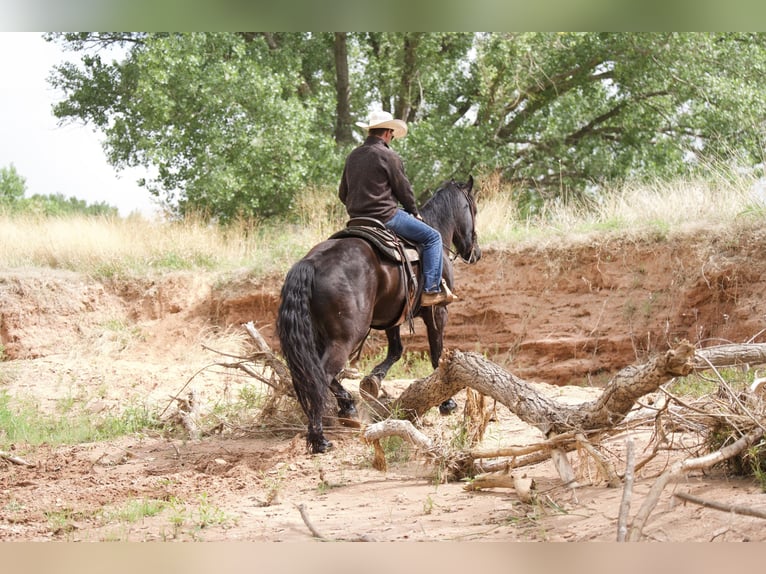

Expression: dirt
xmin=2 ymin=222 xmax=766 ymax=542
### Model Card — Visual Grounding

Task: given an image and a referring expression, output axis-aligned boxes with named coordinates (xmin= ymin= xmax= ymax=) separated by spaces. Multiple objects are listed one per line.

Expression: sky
xmin=0 ymin=32 xmax=158 ymax=217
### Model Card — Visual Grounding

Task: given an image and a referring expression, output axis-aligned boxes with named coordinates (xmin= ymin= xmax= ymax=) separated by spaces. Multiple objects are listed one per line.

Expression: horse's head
xmin=422 ymin=175 xmax=482 ymax=264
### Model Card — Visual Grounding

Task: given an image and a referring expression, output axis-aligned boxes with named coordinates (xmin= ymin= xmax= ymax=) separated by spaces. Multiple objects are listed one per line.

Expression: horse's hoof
xmin=311 ymin=438 xmax=334 ymax=454
xmin=438 ymin=398 xmax=457 ymax=415
xmin=360 ymin=375 xmax=381 ymax=399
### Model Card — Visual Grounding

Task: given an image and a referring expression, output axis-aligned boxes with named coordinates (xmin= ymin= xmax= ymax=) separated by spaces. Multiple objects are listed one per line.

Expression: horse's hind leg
xmin=330 ymin=377 xmax=361 ymax=428
xmin=360 ymin=327 xmax=403 ymax=399
xmin=307 ymin=418 xmax=332 ymax=454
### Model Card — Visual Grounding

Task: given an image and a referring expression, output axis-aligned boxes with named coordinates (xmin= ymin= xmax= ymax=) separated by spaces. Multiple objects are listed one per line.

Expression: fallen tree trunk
xmin=393 ymin=342 xmax=696 ymax=436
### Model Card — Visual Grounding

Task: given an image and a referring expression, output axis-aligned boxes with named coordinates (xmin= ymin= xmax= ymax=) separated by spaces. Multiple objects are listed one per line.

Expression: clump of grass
xmin=166 ymin=493 xmax=230 ymax=534
xmin=100 ymin=498 xmax=168 ymax=524
xmin=0 ymin=390 xmax=164 ymax=449
xmin=356 ymin=350 xmax=434 ymax=380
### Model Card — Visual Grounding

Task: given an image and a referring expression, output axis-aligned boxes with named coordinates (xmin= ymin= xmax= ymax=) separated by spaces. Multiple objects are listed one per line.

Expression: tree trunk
xmin=333 ymin=33 xmax=353 ymax=145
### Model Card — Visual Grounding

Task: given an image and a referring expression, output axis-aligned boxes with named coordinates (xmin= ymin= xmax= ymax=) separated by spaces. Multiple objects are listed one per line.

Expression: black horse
xmin=277 ymin=177 xmax=481 ymax=453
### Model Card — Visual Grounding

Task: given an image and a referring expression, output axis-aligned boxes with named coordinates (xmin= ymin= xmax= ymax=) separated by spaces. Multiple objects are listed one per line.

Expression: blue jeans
xmin=385 ymin=209 xmax=443 ymax=293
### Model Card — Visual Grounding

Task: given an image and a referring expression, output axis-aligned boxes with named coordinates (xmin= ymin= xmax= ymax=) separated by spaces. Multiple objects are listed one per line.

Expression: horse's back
xmin=301 ymin=236 xmax=404 ymax=330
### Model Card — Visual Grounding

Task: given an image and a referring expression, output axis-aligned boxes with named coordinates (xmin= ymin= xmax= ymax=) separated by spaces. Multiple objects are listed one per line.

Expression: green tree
xmin=24 ymin=193 xmax=118 ymax=217
xmin=48 ymin=33 xmax=340 ymax=222
xmin=47 ymin=33 xmax=766 ymax=219
xmin=0 ymin=164 xmax=27 ymax=209
xmin=458 ymin=33 xmax=766 ymax=207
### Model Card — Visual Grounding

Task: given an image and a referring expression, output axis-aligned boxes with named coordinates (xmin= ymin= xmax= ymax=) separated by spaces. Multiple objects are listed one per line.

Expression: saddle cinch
xmin=329 ymin=217 xmax=422 ymax=329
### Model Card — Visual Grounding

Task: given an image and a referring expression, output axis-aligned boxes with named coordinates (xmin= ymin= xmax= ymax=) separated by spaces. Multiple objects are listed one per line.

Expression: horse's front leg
xmin=359 ymin=326 xmax=403 ymax=400
xmin=420 ymin=305 xmax=457 ymax=415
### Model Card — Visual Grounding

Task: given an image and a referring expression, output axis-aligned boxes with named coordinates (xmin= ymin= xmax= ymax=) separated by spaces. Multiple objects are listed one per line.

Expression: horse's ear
xmin=467 ymin=175 xmax=474 ymax=193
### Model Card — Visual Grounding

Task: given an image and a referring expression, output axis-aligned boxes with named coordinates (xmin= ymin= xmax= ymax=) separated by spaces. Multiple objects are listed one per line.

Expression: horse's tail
xmin=276 ymin=260 xmax=327 ymax=450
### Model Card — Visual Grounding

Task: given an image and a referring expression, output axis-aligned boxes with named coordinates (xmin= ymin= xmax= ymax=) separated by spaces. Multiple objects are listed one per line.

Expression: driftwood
xmin=360 ymin=342 xmax=766 ymax=532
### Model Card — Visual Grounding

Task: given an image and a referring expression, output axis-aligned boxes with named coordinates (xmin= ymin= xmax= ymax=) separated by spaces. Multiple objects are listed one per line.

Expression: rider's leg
xmin=384 ymin=209 xmax=443 ymax=292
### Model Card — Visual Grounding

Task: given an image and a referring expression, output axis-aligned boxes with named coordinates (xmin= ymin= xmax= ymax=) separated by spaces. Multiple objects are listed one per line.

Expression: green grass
xmin=357 ymin=350 xmax=434 ymax=380
xmin=665 ymin=368 xmax=755 ymax=399
xmin=100 ymin=498 xmax=168 ymax=524
xmin=0 ymin=390 xmax=164 ymax=449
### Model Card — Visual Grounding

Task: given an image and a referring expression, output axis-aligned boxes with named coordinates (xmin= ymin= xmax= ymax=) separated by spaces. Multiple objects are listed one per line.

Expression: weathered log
xmin=393 ymin=342 xmax=696 ymax=436
xmin=694 ymin=343 xmax=766 ymax=370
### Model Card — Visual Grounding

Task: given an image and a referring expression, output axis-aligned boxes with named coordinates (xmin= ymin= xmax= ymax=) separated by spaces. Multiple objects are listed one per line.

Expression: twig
xmin=160 ymin=363 xmax=218 ymax=418
xmin=243 ymin=321 xmax=272 ymax=351
xmin=0 ymin=450 xmax=35 ymax=467
xmin=576 ymin=432 xmax=621 ymax=487
xmin=674 ymin=492 xmax=766 ymax=520
xmin=617 ymin=437 xmax=635 ymax=542
xmin=695 ymin=353 xmax=766 ymax=433
xmin=295 ymin=503 xmax=325 ymax=540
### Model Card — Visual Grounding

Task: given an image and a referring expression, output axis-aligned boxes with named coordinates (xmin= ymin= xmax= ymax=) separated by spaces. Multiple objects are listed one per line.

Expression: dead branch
xmin=468 ymin=431 xmax=577 ymax=460
xmin=169 ymin=389 xmax=201 ymax=440
xmin=673 ymin=492 xmax=766 ymax=520
xmin=363 ymin=419 xmax=440 ymax=472
xmin=617 ymin=438 xmax=635 ymax=542
xmin=0 ymin=450 xmax=35 ymax=467
xmin=295 ymin=503 xmax=325 ymax=540
xmin=694 ymin=343 xmax=766 ymax=371
xmin=576 ymin=433 xmax=621 ymax=487
xmin=465 ymin=469 xmax=537 ymax=502
xmin=363 ymin=419 xmax=435 ymax=452
xmin=627 ymin=427 xmax=764 ymax=541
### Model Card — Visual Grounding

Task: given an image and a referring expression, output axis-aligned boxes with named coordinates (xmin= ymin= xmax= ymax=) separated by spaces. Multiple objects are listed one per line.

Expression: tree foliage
xmin=0 ymin=164 xmax=27 ymax=208
xmin=1 ymin=163 xmax=118 ymax=217
xmin=47 ymin=32 xmax=766 ymax=221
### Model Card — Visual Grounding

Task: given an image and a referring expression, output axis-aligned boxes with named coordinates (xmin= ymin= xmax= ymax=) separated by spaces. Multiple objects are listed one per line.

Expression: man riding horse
xmin=339 ymin=110 xmax=457 ymax=307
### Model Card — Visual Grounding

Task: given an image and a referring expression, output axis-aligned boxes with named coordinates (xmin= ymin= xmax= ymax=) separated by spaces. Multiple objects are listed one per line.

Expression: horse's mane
xmin=420 ymin=180 xmax=464 ymax=218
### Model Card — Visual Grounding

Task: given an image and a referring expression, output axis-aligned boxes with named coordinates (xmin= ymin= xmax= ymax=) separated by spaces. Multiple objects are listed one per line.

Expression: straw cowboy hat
xmin=355 ymin=110 xmax=408 ymax=138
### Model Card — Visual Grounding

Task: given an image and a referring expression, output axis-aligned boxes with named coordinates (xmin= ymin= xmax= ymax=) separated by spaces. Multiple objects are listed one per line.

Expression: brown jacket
xmin=338 ymin=136 xmax=419 ymax=223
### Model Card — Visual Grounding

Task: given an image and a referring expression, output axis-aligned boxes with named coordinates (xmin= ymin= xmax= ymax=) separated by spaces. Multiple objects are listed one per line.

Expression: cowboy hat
xmin=355 ymin=110 xmax=408 ymax=138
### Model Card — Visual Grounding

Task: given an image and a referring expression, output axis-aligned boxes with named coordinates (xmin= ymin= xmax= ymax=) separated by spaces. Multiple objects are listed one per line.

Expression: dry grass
xmin=2 ymin=172 xmax=764 ymax=276
xmin=476 ymin=169 xmax=765 ymax=249
xmin=0 ymin=212 xmax=325 ymax=278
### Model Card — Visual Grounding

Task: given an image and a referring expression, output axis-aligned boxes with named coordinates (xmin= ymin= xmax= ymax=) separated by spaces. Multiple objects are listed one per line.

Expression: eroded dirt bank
xmin=2 ymin=222 xmax=766 ymax=542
